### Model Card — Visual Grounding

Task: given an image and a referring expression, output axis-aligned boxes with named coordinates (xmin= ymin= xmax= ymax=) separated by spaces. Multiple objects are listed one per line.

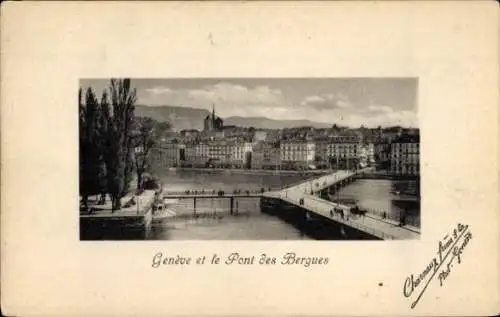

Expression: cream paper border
xmin=1 ymin=1 xmax=499 ymax=316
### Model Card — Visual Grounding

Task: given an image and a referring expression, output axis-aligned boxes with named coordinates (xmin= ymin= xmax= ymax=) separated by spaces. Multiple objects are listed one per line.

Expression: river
xmin=144 ymin=169 xmax=420 ymax=240
xmin=332 ymin=178 xmax=421 ymax=227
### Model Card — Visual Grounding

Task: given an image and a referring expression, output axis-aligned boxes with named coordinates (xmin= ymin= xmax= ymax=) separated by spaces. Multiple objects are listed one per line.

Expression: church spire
xmin=212 ymin=104 xmax=215 ymax=120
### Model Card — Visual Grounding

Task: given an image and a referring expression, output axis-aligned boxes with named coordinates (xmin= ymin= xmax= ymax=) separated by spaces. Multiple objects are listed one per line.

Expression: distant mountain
xmin=135 ymin=105 xmax=210 ymax=131
xmin=135 ymin=105 xmax=331 ymax=131
xmin=223 ymin=116 xmax=331 ymax=129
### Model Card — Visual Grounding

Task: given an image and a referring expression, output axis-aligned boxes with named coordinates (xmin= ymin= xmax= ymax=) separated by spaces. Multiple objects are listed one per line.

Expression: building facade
xmin=314 ymin=140 xmax=329 ymax=169
xmin=325 ymin=133 xmax=363 ymax=169
xmin=149 ymin=143 xmax=180 ymax=168
xmin=207 ymin=141 xmax=232 ymax=167
xmin=252 ymin=142 xmax=281 ymax=170
xmin=183 ymin=142 xmax=208 ymax=167
xmin=231 ymin=142 xmax=254 ymax=169
xmin=359 ymin=143 xmax=375 ymax=167
xmin=390 ymin=135 xmax=420 ymax=176
xmin=374 ymin=142 xmax=391 ymax=169
xmin=280 ymin=141 xmax=316 ymax=170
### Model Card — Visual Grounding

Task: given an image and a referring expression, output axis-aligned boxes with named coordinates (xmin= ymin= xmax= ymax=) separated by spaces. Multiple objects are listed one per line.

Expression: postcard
xmin=1 ymin=1 xmax=498 ymax=316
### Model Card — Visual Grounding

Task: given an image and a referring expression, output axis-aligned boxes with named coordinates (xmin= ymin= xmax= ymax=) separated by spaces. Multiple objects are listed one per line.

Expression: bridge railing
xmin=302 ymin=194 xmax=397 ymax=240
xmin=324 ymin=194 xmax=420 ymax=229
xmin=284 ymin=171 xmax=350 ymax=191
xmin=163 ymin=190 xmax=265 ymax=196
xmin=280 ymin=168 xmax=370 ymax=193
xmin=309 ymin=171 xmax=356 ymax=192
xmin=362 ymin=208 xmax=420 ymax=228
xmin=281 ymin=174 xmax=327 ymax=190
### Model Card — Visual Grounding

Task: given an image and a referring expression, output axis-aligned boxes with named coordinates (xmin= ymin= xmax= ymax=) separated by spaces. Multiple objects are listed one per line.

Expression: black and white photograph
xmin=4 ymin=2 xmax=499 ymax=317
xmin=79 ymin=78 xmax=420 ymax=240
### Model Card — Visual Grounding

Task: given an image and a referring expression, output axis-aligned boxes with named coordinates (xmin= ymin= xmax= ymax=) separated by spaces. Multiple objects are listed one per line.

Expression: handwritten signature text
xmin=403 ymin=223 xmax=472 ymax=309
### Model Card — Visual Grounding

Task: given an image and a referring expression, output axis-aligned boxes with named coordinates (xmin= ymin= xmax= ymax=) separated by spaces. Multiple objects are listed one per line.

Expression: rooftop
xmin=393 ymin=134 xmax=420 ymax=143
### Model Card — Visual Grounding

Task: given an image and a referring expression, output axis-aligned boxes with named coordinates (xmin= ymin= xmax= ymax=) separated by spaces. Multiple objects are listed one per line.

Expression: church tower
xmin=203 ymin=103 xmax=223 ymax=132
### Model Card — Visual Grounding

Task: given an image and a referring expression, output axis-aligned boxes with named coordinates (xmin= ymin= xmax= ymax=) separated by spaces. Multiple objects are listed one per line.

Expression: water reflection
xmin=147 ymin=211 xmax=312 ymax=240
xmin=143 ymin=170 xmax=420 ymax=239
xmin=159 ymin=169 xmax=311 ymax=193
xmin=146 ymin=170 xmax=314 ymax=240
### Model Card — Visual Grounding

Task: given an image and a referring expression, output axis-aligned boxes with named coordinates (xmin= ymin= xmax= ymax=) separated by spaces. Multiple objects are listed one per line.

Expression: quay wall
xmin=80 ymin=209 xmax=152 ymax=240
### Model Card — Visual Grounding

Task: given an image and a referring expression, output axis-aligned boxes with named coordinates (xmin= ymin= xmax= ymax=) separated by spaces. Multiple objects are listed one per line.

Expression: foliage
xmin=104 ymin=78 xmax=137 ymax=211
xmin=79 ymin=87 xmax=106 ymax=208
xmin=79 ymin=78 xmax=140 ymax=212
xmin=132 ymin=116 xmax=172 ymax=190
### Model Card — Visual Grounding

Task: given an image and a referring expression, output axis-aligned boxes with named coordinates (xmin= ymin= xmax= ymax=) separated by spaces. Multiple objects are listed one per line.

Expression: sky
xmin=80 ymin=78 xmax=418 ymax=128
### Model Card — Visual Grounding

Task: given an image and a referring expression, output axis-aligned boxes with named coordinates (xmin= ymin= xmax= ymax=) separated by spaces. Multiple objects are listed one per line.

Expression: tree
xmin=156 ymin=121 xmax=172 ymax=139
xmin=132 ymin=117 xmax=171 ymax=190
xmin=132 ymin=117 xmax=155 ymax=190
xmin=79 ymin=87 xmax=86 ymax=206
xmin=101 ymin=78 xmax=137 ymax=212
xmin=96 ymin=91 xmax=110 ymax=204
xmin=79 ymin=87 xmax=105 ymax=208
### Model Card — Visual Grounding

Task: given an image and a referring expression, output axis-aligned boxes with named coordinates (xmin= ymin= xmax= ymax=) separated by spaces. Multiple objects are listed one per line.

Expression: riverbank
xmin=355 ymin=171 xmax=420 ymax=181
xmin=161 ymin=167 xmax=420 ymax=180
xmin=171 ymin=167 xmax=332 ymax=176
xmin=80 ymin=189 xmax=158 ymax=240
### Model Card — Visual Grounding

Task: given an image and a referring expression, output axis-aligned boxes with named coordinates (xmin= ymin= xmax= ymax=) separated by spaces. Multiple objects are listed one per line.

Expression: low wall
xmin=80 ymin=209 xmax=152 ymax=240
xmin=260 ymin=197 xmax=381 ymax=240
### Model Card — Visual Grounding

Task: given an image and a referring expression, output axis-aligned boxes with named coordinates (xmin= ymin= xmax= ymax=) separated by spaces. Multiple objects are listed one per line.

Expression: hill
xmin=223 ymin=116 xmax=331 ymax=129
xmin=135 ymin=105 xmax=210 ymax=131
xmin=135 ymin=105 xmax=331 ymax=131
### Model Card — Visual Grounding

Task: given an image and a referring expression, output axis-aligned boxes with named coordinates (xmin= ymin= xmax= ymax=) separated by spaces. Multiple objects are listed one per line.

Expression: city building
xmin=374 ymin=142 xmax=391 ymax=169
xmin=148 ymin=143 xmax=180 ymax=168
xmin=148 ymin=125 xmax=419 ymax=172
xmin=326 ymin=132 xmax=363 ymax=169
xmin=231 ymin=142 xmax=254 ymax=169
xmin=180 ymin=139 xmax=254 ymax=168
xmin=183 ymin=142 xmax=208 ymax=167
xmin=382 ymin=126 xmax=403 ymax=143
xmin=359 ymin=143 xmax=375 ymax=167
xmin=390 ymin=134 xmax=420 ymax=176
xmin=253 ymin=130 xmax=268 ymax=142
xmin=221 ymin=126 xmax=253 ymax=142
xmin=179 ymin=129 xmax=200 ymax=138
xmin=314 ymin=139 xmax=330 ymax=169
xmin=265 ymin=130 xmax=281 ymax=143
xmin=280 ymin=140 xmax=316 ymax=170
xmin=203 ymin=105 xmax=224 ymax=132
xmin=206 ymin=140 xmax=233 ymax=168
xmin=252 ymin=141 xmax=281 ymax=170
